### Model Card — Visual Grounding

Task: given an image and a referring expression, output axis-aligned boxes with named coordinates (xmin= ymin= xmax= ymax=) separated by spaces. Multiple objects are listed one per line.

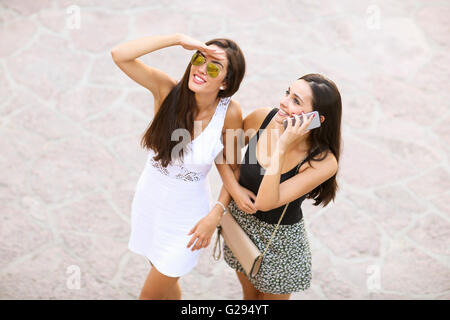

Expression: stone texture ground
xmin=0 ymin=0 xmax=449 ymax=300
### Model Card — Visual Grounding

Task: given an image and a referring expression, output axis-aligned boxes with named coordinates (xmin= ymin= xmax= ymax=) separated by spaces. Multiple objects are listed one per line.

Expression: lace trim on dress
xmin=149 ymin=157 xmax=170 ymax=176
xmin=149 ymin=156 xmax=204 ymax=182
xmin=175 ymin=166 xmax=204 ymax=182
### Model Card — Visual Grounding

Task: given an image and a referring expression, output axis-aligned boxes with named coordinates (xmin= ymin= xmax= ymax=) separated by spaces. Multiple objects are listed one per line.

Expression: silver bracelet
xmin=214 ymin=201 xmax=227 ymax=215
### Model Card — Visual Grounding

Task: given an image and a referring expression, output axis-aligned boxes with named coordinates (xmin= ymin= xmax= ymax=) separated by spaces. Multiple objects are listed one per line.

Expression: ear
xmin=220 ymin=82 xmax=227 ymax=91
xmin=320 ymin=115 xmax=325 ymax=123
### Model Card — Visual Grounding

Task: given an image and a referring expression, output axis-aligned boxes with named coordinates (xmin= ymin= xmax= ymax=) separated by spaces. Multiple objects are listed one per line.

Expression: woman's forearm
xmin=208 ymin=183 xmax=233 ymax=221
xmin=218 ymin=184 xmax=232 ymax=208
xmin=111 ymin=33 xmax=181 ymax=62
xmin=216 ymin=162 xmax=241 ymax=199
xmin=254 ymin=144 xmax=285 ymax=210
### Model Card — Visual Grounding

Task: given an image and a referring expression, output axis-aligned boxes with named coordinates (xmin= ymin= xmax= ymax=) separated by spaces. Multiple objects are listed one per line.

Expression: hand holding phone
xmin=282 ymin=111 xmax=321 ymax=130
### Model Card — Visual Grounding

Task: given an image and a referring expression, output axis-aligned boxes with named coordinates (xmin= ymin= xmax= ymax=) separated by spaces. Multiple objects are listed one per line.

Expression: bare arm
xmin=214 ymin=165 xmax=240 ymax=211
xmin=216 ymin=107 xmax=274 ymax=213
xmin=215 ymin=101 xmax=260 ymax=214
xmin=111 ymin=33 xmax=224 ymax=114
xmin=215 ymin=100 xmax=245 ymax=200
xmin=111 ymin=34 xmax=181 ymax=63
xmin=111 ymin=34 xmax=180 ymax=112
xmin=254 ymin=144 xmax=338 ymax=211
xmin=254 ymin=114 xmax=338 ymax=211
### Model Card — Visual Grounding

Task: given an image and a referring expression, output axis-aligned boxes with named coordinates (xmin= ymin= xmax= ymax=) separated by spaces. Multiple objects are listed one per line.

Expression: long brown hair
xmin=140 ymin=39 xmax=246 ymax=167
xmin=300 ymin=73 xmax=342 ymax=207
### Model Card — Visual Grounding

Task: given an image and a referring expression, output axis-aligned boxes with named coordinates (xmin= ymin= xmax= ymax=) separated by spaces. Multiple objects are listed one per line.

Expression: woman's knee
xmin=164 ymin=281 xmax=182 ymax=300
xmin=235 ymin=271 xmax=261 ymax=300
xmin=139 ymin=266 xmax=180 ymax=300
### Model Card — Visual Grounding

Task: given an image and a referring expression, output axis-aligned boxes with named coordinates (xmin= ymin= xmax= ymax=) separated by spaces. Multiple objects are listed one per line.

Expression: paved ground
xmin=0 ymin=0 xmax=449 ymax=299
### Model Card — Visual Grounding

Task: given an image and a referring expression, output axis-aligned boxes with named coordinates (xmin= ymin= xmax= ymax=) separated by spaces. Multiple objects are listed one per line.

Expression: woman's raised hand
xmin=278 ymin=112 xmax=315 ymax=152
xmin=178 ymin=33 xmax=225 ymax=60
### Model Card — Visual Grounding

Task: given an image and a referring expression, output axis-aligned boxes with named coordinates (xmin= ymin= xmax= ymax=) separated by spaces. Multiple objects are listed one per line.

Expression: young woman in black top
xmin=216 ymin=73 xmax=342 ymax=300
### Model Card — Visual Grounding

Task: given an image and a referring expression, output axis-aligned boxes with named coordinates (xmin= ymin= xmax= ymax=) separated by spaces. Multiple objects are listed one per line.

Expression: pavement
xmin=0 ymin=0 xmax=449 ymax=299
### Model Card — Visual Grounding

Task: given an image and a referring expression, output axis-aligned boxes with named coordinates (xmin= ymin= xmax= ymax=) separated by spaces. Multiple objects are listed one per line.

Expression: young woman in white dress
xmin=111 ymin=33 xmax=251 ymax=299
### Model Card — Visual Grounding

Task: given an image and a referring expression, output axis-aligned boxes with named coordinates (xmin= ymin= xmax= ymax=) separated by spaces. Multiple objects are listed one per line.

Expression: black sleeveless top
xmin=238 ymin=108 xmax=322 ymax=225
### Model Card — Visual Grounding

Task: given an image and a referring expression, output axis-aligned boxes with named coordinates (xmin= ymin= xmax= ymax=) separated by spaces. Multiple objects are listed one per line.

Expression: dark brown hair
xmin=300 ymin=73 xmax=342 ymax=207
xmin=140 ymin=39 xmax=246 ymax=167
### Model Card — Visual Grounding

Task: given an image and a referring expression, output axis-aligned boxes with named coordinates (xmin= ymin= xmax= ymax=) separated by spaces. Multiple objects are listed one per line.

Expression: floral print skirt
xmin=223 ymin=200 xmax=312 ymax=294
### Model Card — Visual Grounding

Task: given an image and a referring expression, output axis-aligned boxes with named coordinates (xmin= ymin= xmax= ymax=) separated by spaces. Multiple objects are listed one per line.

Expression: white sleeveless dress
xmin=128 ymin=97 xmax=231 ymax=277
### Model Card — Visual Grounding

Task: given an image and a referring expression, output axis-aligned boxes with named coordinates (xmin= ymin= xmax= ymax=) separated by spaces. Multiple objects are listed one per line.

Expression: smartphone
xmin=282 ymin=111 xmax=321 ymax=130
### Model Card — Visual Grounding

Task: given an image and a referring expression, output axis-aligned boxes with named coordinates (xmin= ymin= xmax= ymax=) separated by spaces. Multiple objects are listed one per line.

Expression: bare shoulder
xmin=224 ymin=99 xmax=242 ymax=123
xmin=243 ymin=107 xmax=273 ymax=131
xmin=223 ymin=99 xmax=243 ymax=130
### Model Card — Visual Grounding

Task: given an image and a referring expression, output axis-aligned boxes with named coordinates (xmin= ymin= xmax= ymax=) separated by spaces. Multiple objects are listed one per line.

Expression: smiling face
xmin=274 ymin=79 xmax=315 ymax=125
xmin=188 ymin=45 xmax=228 ymax=94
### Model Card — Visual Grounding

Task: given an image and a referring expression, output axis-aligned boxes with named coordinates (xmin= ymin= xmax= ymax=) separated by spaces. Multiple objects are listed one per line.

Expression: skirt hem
xmin=128 ymin=244 xmax=197 ymax=278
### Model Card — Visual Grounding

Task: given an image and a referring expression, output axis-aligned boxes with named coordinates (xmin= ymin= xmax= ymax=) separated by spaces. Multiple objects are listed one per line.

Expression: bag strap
xmin=260 ymin=148 xmax=317 ymax=257
xmin=212 ymin=226 xmax=222 ymax=261
xmin=260 ymin=201 xmax=290 ymax=257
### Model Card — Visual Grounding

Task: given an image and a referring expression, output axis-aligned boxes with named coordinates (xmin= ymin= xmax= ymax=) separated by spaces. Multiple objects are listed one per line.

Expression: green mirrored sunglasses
xmin=190 ymin=52 xmax=221 ymax=78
